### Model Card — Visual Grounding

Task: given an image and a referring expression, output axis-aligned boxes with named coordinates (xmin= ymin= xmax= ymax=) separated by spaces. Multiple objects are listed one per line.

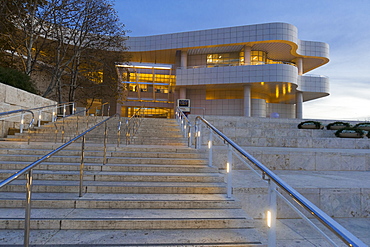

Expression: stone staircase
xmin=0 ymin=117 xmax=265 ymax=246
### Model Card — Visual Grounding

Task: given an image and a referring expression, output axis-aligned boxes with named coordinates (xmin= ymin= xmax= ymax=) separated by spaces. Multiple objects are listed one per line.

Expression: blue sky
xmin=114 ymin=0 xmax=370 ymax=120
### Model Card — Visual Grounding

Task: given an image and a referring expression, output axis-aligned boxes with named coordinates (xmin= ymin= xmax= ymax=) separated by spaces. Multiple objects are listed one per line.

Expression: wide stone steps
xmin=0 ymin=170 xmax=224 ymax=183
xmin=0 ymin=117 xmax=265 ymax=246
xmin=2 ymin=180 xmax=227 ymax=194
xmin=0 ymin=148 xmax=205 ymax=158
xmin=0 ymin=154 xmax=207 ymax=166
xmin=0 ymin=193 xmax=242 ymax=209
xmin=0 ymin=161 xmax=215 ymax=173
xmin=0 ymin=229 xmax=265 ymax=246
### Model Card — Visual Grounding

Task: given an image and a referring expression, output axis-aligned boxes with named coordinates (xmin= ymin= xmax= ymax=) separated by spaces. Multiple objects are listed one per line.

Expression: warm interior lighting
xmin=260 ymin=82 xmax=265 ymax=85
xmin=208 ymin=140 xmax=212 ymax=149
xmin=267 ymin=210 xmax=272 ymax=227
xmin=188 ymin=132 xmax=191 ymax=138
xmin=275 ymin=85 xmax=279 ymax=98
xmin=226 ymin=162 xmax=230 ymax=173
xmin=283 ymin=84 xmax=286 ymax=95
xmin=288 ymin=83 xmax=292 ymax=93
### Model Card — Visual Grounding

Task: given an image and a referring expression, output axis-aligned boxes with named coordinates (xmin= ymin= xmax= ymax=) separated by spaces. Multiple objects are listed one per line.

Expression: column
xmin=243 ymin=85 xmax=251 ymax=117
xmin=181 ymin=50 xmax=188 ymax=68
xmin=244 ymin=46 xmax=251 ymax=65
xmin=179 ymin=87 xmax=186 ymax=99
xmin=297 ymin=57 xmax=303 ymax=75
xmin=296 ymin=91 xmax=303 ymax=119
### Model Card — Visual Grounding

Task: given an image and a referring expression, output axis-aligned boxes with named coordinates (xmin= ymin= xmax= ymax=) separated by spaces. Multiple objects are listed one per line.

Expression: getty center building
xmin=115 ymin=22 xmax=329 ymax=119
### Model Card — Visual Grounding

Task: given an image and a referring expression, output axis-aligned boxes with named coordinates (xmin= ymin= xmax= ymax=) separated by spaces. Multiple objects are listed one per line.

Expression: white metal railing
xmin=177 ymin=61 xmax=296 ymax=70
xmin=175 ymin=107 xmax=192 ymax=147
xmin=0 ymin=102 xmax=75 ymax=134
xmin=178 ymin=115 xmax=367 ymax=247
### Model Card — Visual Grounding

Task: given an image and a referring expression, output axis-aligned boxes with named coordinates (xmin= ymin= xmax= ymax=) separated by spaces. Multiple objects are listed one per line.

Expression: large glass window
xmin=206 ymin=52 xmax=240 ymax=67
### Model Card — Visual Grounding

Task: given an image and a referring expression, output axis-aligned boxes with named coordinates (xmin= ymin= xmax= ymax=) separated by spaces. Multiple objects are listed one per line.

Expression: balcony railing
xmin=178 ymin=61 xmax=296 ymax=70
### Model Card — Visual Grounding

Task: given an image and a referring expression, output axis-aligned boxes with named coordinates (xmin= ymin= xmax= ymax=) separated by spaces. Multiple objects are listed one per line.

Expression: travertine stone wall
xmin=0 ymin=83 xmax=57 ymax=137
xmin=189 ymin=115 xmax=370 ymax=218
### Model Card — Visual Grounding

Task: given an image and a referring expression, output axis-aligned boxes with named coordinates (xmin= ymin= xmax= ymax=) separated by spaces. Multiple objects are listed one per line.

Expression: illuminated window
xmin=206 ymin=52 xmax=240 ymax=66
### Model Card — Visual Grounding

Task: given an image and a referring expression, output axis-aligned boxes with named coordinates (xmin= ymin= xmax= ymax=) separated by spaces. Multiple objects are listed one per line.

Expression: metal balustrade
xmin=174 ymin=107 xmax=367 ymax=247
xmin=0 ymin=102 xmax=76 ymax=134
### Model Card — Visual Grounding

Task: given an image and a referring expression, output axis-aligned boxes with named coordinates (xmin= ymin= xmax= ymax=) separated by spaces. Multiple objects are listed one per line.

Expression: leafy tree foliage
xmin=0 ymin=0 xmax=128 ymax=104
xmin=0 ymin=66 xmax=37 ymax=93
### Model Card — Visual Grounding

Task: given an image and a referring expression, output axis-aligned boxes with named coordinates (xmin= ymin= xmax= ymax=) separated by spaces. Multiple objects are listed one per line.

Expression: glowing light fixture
xmin=208 ymin=140 xmax=212 ymax=149
xmin=226 ymin=162 xmax=230 ymax=173
xmin=261 ymin=82 xmax=265 ymax=85
xmin=267 ymin=210 xmax=272 ymax=227
xmin=288 ymin=83 xmax=292 ymax=93
xmin=275 ymin=85 xmax=279 ymax=98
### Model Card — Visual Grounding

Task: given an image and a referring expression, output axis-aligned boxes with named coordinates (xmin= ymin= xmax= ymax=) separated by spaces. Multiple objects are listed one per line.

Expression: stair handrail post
xmin=63 ymin=104 xmax=66 ymax=117
xmin=226 ymin=144 xmax=232 ymax=198
xmin=187 ymin=123 xmax=192 ymax=147
xmin=198 ymin=120 xmax=202 ymax=149
xmin=103 ymin=121 xmax=108 ymax=165
xmin=208 ymin=130 xmax=213 ymax=167
xmin=194 ymin=118 xmax=198 ymax=149
xmin=61 ymin=118 xmax=65 ymax=143
xmin=79 ymin=135 xmax=85 ymax=197
xmin=38 ymin=110 xmax=42 ymax=127
xmin=20 ymin=112 xmax=25 ymax=134
xmin=24 ymin=169 xmax=33 ymax=247
xmin=125 ymin=119 xmax=129 ymax=145
xmin=117 ymin=118 xmax=122 ymax=147
xmin=52 ymin=107 xmax=56 ymax=122
xmin=267 ymin=180 xmax=277 ymax=247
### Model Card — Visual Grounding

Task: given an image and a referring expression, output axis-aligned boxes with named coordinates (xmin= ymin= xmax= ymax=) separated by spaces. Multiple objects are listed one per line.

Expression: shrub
xmin=326 ymin=121 xmax=351 ymax=130
xmin=354 ymin=122 xmax=370 ymax=131
xmin=298 ymin=120 xmax=324 ymax=129
xmin=0 ymin=66 xmax=37 ymax=94
xmin=335 ymin=127 xmax=365 ymax=138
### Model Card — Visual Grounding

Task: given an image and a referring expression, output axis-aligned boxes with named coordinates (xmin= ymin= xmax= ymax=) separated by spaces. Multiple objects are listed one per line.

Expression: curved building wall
xmin=176 ymin=64 xmax=298 ymax=86
xmin=122 ymin=22 xmax=330 ymax=118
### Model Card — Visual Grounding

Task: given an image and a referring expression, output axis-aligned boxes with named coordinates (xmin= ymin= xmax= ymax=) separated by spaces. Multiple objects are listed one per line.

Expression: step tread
xmin=0 ymin=229 xmax=265 ymax=246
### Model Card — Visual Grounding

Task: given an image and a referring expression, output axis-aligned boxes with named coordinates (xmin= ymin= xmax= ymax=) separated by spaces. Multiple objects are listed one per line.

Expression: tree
xmin=41 ymin=0 xmax=127 ymax=104
xmin=0 ymin=0 xmax=52 ymax=75
xmin=0 ymin=0 xmax=128 ymax=105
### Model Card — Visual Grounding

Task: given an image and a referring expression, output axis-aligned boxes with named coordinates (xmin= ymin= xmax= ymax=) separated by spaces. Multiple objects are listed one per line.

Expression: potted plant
xmin=335 ymin=127 xmax=365 ymax=138
xmin=326 ymin=121 xmax=351 ymax=130
xmin=298 ymin=121 xmax=324 ymax=129
xmin=354 ymin=122 xmax=370 ymax=131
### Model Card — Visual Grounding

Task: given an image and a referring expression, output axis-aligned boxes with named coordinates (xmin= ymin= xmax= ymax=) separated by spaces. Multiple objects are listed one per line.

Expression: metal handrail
xmin=86 ymin=102 xmax=110 ymax=116
xmin=175 ymin=107 xmax=192 ymax=147
xmin=0 ymin=109 xmax=35 ymax=133
xmin=194 ymin=116 xmax=367 ymax=247
xmin=0 ymin=113 xmax=121 ymax=247
xmin=124 ymin=107 xmax=144 ymax=145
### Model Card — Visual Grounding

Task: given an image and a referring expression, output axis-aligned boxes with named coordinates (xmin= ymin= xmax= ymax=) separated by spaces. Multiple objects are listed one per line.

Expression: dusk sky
xmin=114 ymin=0 xmax=370 ymax=120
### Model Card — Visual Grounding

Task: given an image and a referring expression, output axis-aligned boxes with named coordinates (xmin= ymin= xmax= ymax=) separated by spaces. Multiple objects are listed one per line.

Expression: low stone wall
xmin=0 ymin=83 xmax=57 ymax=137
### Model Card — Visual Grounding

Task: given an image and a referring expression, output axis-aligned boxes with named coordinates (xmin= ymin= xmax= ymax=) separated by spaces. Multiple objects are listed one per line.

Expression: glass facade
xmin=116 ymin=63 xmax=175 ymax=118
